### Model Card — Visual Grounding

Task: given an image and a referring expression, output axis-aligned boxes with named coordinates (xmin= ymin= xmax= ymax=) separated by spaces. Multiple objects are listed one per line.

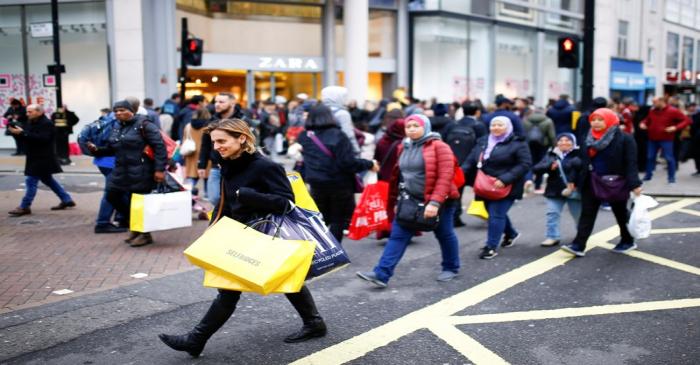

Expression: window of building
xmin=667 ymin=32 xmax=680 ymax=69
xmin=696 ymin=0 xmax=700 ymax=28
xmin=648 ymin=46 xmax=655 ymax=65
xmin=697 ymin=40 xmax=700 ymax=71
xmin=617 ymin=20 xmax=628 ymax=58
xmin=649 ymin=0 xmax=657 ymax=12
xmin=665 ymin=0 xmax=681 ymax=23
xmin=682 ymin=36 xmax=694 ymax=71
xmin=495 ymin=26 xmax=535 ymax=99
xmin=498 ymin=0 xmax=534 ymax=20
xmin=545 ymin=0 xmax=574 ymax=27
xmin=680 ymin=0 xmax=695 ymax=26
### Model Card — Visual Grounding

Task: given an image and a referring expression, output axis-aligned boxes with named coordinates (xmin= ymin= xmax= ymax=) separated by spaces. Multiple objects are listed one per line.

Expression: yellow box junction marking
xmin=291 ymin=199 xmax=700 ymax=365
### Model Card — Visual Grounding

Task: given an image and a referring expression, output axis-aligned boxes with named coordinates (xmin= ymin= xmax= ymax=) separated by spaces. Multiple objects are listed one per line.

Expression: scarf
xmin=586 ymin=126 xmax=618 ymax=158
xmin=484 ymin=116 xmax=513 ymax=160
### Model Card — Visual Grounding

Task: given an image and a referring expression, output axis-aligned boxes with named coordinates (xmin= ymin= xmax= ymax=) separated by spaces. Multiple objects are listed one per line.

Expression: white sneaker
xmin=540 ymin=238 xmax=560 ymax=247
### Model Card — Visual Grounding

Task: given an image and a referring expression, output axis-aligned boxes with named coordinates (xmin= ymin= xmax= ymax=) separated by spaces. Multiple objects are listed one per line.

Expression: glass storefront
xmin=494 ymin=26 xmax=535 ymax=99
xmin=0 ymin=1 xmax=109 ymax=149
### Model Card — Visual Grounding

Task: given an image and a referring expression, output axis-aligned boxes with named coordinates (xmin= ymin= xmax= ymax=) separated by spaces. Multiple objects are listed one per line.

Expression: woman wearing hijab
xmin=533 ymin=133 xmax=583 ymax=247
xmin=356 ymin=114 xmax=461 ymax=287
xmin=463 ymin=116 xmax=532 ymax=259
xmin=561 ymin=108 xmax=642 ymax=257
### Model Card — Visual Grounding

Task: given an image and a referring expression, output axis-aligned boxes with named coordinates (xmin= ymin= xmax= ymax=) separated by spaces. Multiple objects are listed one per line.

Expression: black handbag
xmin=396 ymin=191 xmax=440 ymax=232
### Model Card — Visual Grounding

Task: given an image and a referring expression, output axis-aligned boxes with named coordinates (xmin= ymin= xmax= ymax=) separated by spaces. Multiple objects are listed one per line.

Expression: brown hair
xmin=194 ymin=106 xmax=211 ymax=120
xmin=206 ymin=118 xmax=256 ymax=154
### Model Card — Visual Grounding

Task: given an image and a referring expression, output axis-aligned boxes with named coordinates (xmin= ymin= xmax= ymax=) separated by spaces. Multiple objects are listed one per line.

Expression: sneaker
xmin=500 ymin=233 xmax=521 ymax=248
xmin=356 ymin=271 xmax=387 ymax=288
xmin=540 ymin=238 xmax=560 ymax=247
xmin=561 ymin=244 xmax=585 ymax=257
xmin=479 ymin=247 xmax=498 ymax=259
xmin=534 ymin=188 xmax=545 ymax=195
xmin=524 ymin=180 xmax=535 ymax=194
xmin=612 ymin=242 xmax=637 ymax=253
xmin=692 ymin=172 xmax=700 ymax=177
xmin=436 ymin=271 xmax=458 ymax=282
xmin=668 ymin=179 xmax=676 ymax=184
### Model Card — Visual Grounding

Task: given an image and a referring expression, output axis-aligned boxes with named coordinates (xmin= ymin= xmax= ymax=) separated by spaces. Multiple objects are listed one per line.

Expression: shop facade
xmin=409 ymin=1 xmax=582 ymax=106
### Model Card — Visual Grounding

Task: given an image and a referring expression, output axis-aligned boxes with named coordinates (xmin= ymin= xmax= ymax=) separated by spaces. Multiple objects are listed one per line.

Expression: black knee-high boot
xmin=159 ymin=290 xmax=241 ymax=357
xmin=283 ymin=286 xmax=327 ymax=343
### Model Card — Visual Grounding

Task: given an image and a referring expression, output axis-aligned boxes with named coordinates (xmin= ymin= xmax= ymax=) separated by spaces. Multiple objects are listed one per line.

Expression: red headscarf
xmin=588 ymin=108 xmax=620 ymax=157
xmin=588 ymin=108 xmax=620 ymax=140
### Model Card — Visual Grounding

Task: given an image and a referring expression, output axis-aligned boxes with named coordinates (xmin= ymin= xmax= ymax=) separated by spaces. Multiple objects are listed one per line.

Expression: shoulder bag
xmin=473 ymin=152 xmax=512 ymax=200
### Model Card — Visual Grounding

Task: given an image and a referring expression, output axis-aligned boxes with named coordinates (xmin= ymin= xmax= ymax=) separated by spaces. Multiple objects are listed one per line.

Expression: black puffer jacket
xmin=213 ymin=151 xmax=293 ymax=224
xmin=580 ymin=129 xmax=642 ymax=191
xmin=297 ymin=125 xmax=374 ymax=189
xmin=462 ymin=134 xmax=532 ymax=200
xmin=20 ymin=115 xmax=62 ymax=176
xmin=93 ymin=116 xmax=166 ymax=192
xmin=533 ymin=148 xmax=583 ymax=199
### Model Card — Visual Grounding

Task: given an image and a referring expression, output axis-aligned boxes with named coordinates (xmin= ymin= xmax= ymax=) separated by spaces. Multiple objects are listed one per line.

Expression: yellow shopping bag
xmin=183 ymin=216 xmax=316 ymax=295
xmin=467 ymin=199 xmax=489 ymax=220
xmin=287 ymin=172 xmax=319 ymax=212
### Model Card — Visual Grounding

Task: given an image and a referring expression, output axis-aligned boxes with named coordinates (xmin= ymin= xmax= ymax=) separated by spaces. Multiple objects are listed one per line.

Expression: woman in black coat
xmin=158 ymin=119 xmax=326 ymax=358
xmin=532 ymin=133 xmax=583 ymax=247
xmin=561 ymin=108 xmax=642 ymax=257
xmin=297 ymin=104 xmax=379 ymax=243
xmin=463 ymin=116 xmax=532 ymax=260
xmin=88 ymin=100 xmax=167 ymax=247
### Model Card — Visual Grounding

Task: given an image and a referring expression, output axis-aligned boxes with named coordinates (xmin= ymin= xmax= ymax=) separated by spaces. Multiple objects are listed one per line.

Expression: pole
xmin=179 ymin=17 xmax=188 ymax=106
xmin=581 ymin=0 xmax=595 ymax=110
xmin=51 ymin=0 xmax=62 ymax=107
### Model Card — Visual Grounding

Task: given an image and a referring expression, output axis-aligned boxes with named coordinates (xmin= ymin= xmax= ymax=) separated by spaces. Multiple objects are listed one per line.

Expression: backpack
xmin=527 ymin=124 xmax=545 ymax=146
xmin=77 ymin=116 xmax=115 ymax=155
xmin=445 ymin=123 xmax=476 ymax=164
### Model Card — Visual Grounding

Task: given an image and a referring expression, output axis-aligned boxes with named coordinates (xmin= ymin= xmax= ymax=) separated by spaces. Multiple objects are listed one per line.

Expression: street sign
xmin=30 ymin=22 xmax=53 ymax=38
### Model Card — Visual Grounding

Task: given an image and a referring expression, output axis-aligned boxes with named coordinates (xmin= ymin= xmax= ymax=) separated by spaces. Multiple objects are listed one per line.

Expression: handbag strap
xmin=211 ymin=178 xmax=225 ymax=225
xmin=307 ymin=131 xmax=335 ymax=159
xmin=380 ymin=139 xmax=401 ymax=167
xmin=556 ymin=157 xmax=569 ymax=185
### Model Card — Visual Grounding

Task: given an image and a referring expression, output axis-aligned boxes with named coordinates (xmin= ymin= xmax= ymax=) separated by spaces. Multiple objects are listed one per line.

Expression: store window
xmin=369 ymin=10 xmax=396 ymax=58
xmin=412 ymin=16 xmax=468 ymax=102
xmin=494 ymin=26 xmax=535 ymax=99
xmin=667 ymin=32 xmax=680 ymax=69
xmin=467 ymin=21 xmax=491 ymax=102
xmin=0 ymin=1 xmax=108 ymax=148
xmin=617 ymin=20 xmax=628 ymax=58
xmin=682 ymin=36 xmax=694 ymax=72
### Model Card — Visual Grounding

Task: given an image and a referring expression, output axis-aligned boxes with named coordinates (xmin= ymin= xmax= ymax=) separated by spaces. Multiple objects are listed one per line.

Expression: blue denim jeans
xmin=646 ymin=140 xmax=676 ymax=181
xmin=373 ymin=203 xmax=460 ymax=283
xmin=20 ymin=175 xmax=73 ymax=209
xmin=545 ymin=197 xmax=582 ymax=240
xmin=96 ymin=167 xmax=124 ymax=226
xmin=206 ymin=167 xmax=221 ymax=208
xmin=485 ymin=199 xmax=518 ymax=249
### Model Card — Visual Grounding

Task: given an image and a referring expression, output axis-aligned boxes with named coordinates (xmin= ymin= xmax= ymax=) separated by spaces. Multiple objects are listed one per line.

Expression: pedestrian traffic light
xmin=185 ymin=37 xmax=203 ymax=66
xmin=558 ymin=36 xmax=579 ymax=69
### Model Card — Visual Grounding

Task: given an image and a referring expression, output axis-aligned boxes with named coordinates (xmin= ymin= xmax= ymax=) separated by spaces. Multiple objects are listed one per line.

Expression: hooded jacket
xmin=533 ymin=147 xmax=583 ymax=199
xmin=321 ymin=86 xmax=360 ymax=155
xmin=546 ymin=99 xmax=575 ymax=134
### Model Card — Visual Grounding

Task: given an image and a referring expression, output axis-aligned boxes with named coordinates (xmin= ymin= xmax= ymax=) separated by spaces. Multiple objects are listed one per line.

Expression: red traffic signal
xmin=184 ymin=38 xmax=203 ymax=66
xmin=558 ymin=36 xmax=579 ymax=68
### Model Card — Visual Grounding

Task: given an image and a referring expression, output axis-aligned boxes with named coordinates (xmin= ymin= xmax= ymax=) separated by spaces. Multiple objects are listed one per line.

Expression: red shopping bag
xmin=348 ymin=181 xmax=391 ymax=240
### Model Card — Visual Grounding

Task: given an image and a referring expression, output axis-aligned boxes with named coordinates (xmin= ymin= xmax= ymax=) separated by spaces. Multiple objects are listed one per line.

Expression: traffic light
xmin=558 ymin=36 xmax=579 ymax=68
xmin=185 ymin=37 xmax=203 ymax=66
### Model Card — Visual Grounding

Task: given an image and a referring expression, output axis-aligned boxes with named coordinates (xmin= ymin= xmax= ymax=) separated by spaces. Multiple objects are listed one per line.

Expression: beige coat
xmin=184 ymin=123 xmax=211 ymax=178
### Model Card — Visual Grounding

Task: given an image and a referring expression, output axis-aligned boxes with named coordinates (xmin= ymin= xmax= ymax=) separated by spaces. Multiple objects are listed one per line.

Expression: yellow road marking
xmin=428 ymin=323 xmax=509 ymax=365
xmin=678 ymin=208 xmax=700 ymax=218
xmin=649 ymin=227 xmax=700 ymax=234
xmin=598 ymin=242 xmax=700 ymax=276
xmin=291 ymin=198 xmax=700 ymax=365
xmin=448 ymin=298 xmax=700 ymax=325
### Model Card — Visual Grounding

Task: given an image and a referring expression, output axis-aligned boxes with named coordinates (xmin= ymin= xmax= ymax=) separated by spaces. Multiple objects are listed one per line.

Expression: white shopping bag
xmin=130 ymin=190 xmax=193 ymax=232
xmin=627 ymin=194 xmax=659 ymax=239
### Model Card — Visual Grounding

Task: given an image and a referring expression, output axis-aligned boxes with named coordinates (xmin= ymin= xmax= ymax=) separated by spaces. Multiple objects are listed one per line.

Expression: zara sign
xmin=258 ymin=57 xmax=320 ymax=71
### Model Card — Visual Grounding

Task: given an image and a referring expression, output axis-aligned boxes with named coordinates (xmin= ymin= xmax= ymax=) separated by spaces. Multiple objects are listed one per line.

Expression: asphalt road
xmin=1 ymin=196 xmax=698 ymax=365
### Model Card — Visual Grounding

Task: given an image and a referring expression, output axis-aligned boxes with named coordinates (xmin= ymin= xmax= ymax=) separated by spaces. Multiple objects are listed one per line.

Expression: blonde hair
xmin=206 ymin=118 xmax=256 ymax=154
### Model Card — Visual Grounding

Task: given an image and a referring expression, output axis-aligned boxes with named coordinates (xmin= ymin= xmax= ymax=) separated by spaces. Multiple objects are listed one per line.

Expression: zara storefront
xmin=409 ymin=0 xmax=583 ymax=107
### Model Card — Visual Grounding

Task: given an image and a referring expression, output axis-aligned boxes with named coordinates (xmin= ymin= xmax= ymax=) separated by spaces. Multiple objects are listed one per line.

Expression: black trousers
xmin=194 ymin=286 xmax=321 ymax=339
xmin=106 ymin=188 xmax=144 ymax=228
xmin=571 ymin=179 xmax=633 ymax=249
xmin=55 ymin=130 xmax=70 ymax=161
xmin=310 ymin=184 xmax=355 ymax=243
xmin=11 ymin=133 xmax=24 ymax=154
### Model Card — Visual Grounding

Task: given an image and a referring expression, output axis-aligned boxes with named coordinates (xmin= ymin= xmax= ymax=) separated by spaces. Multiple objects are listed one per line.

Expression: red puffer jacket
xmin=389 ymin=139 xmax=460 ymax=207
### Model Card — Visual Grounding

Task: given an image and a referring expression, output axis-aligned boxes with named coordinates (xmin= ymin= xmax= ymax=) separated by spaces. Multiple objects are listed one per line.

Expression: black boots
xmin=159 ymin=291 xmax=239 ymax=357
xmin=283 ymin=286 xmax=327 ymax=343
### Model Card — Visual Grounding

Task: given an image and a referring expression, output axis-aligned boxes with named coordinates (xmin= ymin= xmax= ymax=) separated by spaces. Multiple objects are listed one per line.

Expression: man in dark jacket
xmin=197 ymin=92 xmax=243 ymax=207
xmin=51 ymin=105 xmax=79 ymax=165
xmin=546 ymin=94 xmax=575 ymax=134
xmin=173 ymin=95 xmax=204 ymax=141
xmin=482 ymin=96 xmax=525 ymax=136
xmin=8 ymin=104 xmax=75 ymax=216
xmin=4 ymin=98 xmax=27 ymax=155
xmin=88 ymin=100 xmax=167 ymax=247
